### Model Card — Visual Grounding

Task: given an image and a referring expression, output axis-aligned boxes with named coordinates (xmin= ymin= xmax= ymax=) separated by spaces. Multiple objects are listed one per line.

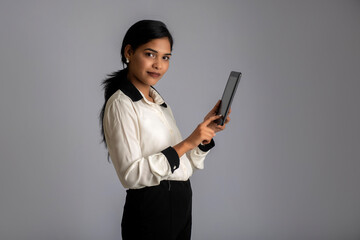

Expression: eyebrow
xmin=144 ymin=48 xmax=172 ymax=56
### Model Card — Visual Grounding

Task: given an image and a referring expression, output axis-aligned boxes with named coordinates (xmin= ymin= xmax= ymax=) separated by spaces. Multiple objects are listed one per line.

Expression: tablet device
xmin=216 ymin=71 xmax=242 ymax=126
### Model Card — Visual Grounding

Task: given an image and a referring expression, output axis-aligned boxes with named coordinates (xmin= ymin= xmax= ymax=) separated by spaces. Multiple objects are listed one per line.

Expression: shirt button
xmin=173 ymin=166 xmax=176 ymax=170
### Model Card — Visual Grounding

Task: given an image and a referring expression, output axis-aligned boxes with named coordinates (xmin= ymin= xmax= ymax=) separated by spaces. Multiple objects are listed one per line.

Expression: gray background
xmin=1 ymin=0 xmax=359 ymax=239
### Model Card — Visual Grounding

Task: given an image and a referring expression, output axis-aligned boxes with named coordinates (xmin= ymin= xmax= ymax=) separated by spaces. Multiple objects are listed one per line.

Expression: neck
xmin=127 ymin=72 xmax=153 ymax=102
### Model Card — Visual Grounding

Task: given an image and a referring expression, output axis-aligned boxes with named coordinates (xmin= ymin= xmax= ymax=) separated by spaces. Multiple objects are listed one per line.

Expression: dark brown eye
xmin=145 ymin=52 xmax=155 ymax=58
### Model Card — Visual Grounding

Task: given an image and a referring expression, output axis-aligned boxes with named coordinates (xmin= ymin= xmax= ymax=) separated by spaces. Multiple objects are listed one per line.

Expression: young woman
xmin=100 ymin=20 xmax=230 ymax=240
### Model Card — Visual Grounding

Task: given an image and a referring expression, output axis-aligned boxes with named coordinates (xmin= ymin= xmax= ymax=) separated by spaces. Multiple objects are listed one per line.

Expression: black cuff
xmin=198 ymin=138 xmax=215 ymax=152
xmin=161 ymin=147 xmax=180 ymax=173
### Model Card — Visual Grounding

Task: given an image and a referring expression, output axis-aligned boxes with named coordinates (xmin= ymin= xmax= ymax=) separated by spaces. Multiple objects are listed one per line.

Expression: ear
xmin=124 ymin=44 xmax=133 ymax=60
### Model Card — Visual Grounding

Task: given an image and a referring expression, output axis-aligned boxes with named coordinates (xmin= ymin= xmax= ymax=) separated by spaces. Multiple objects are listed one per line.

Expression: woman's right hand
xmin=185 ymin=115 xmax=222 ymax=149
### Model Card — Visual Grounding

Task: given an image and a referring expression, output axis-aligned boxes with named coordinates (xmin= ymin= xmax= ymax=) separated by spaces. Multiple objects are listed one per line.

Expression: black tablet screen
xmin=217 ymin=71 xmax=241 ymax=125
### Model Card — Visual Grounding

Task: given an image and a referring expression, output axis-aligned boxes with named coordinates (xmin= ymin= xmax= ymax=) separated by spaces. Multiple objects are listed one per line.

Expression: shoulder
xmin=106 ymin=90 xmax=134 ymax=109
xmin=104 ymin=89 xmax=138 ymax=120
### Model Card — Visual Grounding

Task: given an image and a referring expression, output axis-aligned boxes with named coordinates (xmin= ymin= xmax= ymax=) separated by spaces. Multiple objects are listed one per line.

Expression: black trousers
xmin=122 ymin=180 xmax=192 ymax=240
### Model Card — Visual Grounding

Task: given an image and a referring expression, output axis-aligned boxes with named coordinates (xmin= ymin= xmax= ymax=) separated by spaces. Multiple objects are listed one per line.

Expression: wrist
xmin=184 ymin=138 xmax=196 ymax=150
xmin=173 ymin=139 xmax=195 ymax=158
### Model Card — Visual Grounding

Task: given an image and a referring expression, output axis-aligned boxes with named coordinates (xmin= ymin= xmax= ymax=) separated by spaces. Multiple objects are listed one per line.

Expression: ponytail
xmin=99 ymin=68 xmax=128 ymax=150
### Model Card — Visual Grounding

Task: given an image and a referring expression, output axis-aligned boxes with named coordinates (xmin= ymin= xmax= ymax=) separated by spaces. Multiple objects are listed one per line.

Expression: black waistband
xmin=127 ymin=179 xmax=191 ymax=192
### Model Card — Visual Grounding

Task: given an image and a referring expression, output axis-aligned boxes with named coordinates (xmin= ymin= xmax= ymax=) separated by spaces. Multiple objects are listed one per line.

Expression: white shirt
xmin=103 ymin=76 xmax=215 ymax=189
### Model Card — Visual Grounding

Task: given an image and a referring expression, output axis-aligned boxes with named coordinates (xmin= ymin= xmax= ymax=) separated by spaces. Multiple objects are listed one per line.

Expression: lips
xmin=147 ymin=71 xmax=160 ymax=78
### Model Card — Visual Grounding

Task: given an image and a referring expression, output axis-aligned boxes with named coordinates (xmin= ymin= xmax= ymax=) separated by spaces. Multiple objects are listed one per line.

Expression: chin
xmin=149 ymin=80 xmax=160 ymax=86
xmin=145 ymin=77 xmax=161 ymax=86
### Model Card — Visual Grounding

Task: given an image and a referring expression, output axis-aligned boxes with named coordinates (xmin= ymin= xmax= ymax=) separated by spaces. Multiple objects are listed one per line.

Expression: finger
xmin=203 ymin=114 xmax=222 ymax=125
xmin=228 ymin=108 xmax=232 ymax=114
xmin=214 ymin=99 xmax=221 ymax=108
xmin=201 ymin=126 xmax=216 ymax=135
xmin=210 ymin=100 xmax=221 ymax=113
xmin=202 ymin=136 xmax=214 ymax=145
xmin=202 ymin=140 xmax=210 ymax=145
xmin=213 ymin=127 xmax=222 ymax=133
xmin=200 ymin=127 xmax=216 ymax=139
xmin=225 ymin=116 xmax=230 ymax=124
xmin=217 ymin=124 xmax=226 ymax=130
xmin=204 ymin=132 xmax=215 ymax=142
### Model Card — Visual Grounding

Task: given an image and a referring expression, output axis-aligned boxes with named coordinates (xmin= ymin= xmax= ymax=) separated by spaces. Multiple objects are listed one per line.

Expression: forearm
xmin=173 ymin=139 xmax=194 ymax=158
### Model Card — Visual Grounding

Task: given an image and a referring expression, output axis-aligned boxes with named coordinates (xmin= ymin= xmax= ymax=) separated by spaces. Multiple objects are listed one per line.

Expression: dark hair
xmin=99 ymin=20 xmax=174 ymax=153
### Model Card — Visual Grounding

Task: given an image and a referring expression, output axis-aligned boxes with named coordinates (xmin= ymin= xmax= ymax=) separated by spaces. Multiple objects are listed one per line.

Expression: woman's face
xmin=125 ymin=37 xmax=172 ymax=89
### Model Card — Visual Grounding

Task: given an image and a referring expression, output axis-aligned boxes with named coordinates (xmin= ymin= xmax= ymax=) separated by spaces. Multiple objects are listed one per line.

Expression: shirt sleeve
xmin=103 ymin=97 xmax=180 ymax=189
xmin=186 ymin=139 xmax=215 ymax=170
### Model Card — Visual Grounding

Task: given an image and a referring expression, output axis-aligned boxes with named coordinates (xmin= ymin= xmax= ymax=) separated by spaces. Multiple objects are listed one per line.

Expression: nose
xmin=153 ymin=57 xmax=162 ymax=70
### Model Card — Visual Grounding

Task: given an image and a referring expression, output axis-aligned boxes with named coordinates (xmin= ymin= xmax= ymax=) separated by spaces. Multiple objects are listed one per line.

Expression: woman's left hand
xmin=203 ymin=99 xmax=231 ymax=133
